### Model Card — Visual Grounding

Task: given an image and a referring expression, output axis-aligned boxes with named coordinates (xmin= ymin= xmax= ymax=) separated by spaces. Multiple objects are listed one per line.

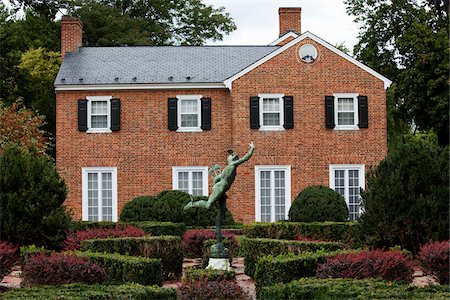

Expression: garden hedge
xmin=257 ymin=278 xmax=450 ymax=300
xmin=127 ymin=221 xmax=187 ymax=236
xmin=184 ymin=268 xmax=236 ymax=282
xmin=253 ymin=250 xmax=344 ymax=287
xmin=70 ymin=221 xmax=117 ymax=232
xmin=80 ymin=236 xmax=183 ymax=279
xmin=240 ymin=237 xmax=343 ymax=277
xmin=75 ymin=251 xmax=163 ymax=286
xmin=2 ymin=283 xmax=177 ymax=300
xmin=244 ymin=222 xmax=358 ymax=244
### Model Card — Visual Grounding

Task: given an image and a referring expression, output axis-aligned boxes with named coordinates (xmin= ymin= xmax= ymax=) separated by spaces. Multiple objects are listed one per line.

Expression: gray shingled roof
xmin=55 ymin=46 xmax=279 ymax=85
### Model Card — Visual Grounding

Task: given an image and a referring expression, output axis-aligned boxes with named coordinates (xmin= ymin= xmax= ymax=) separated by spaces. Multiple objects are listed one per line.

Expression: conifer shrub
xmin=289 ymin=185 xmax=349 ymax=222
xmin=0 ymin=240 xmax=18 ymax=280
xmin=22 ymin=253 xmax=106 ymax=286
xmin=316 ymin=250 xmax=413 ymax=282
xmin=359 ymin=142 xmax=449 ymax=254
xmin=119 ymin=196 xmax=158 ymax=222
xmin=418 ymin=240 xmax=449 ymax=284
xmin=0 ymin=144 xmax=71 ymax=249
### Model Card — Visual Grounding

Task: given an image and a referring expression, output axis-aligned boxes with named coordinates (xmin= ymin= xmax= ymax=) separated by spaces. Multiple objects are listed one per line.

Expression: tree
xmin=345 ymin=0 xmax=449 ymax=146
xmin=358 ymin=141 xmax=449 ymax=254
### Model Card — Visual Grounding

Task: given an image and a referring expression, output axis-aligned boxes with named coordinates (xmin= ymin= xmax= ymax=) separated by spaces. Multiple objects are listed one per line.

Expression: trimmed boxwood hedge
xmin=75 ymin=251 xmax=163 ymax=286
xmin=126 ymin=221 xmax=187 ymax=236
xmin=244 ymin=222 xmax=358 ymax=244
xmin=254 ymin=250 xmax=344 ymax=287
xmin=80 ymin=236 xmax=183 ymax=279
xmin=71 ymin=221 xmax=117 ymax=232
xmin=184 ymin=268 xmax=236 ymax=282
xmin=2 ymin=283 xmax=177 ymax=300
xmin=257 ymin=278 xmax=450 ymax=300
xmin=240 ymin=237 xmax=343 ymax=278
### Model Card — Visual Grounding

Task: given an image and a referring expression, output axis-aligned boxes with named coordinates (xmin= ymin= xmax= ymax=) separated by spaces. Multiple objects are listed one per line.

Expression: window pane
xmin=178 ymin=172 xmax=189 ymax=193
xmin=101 ymin=172 xmax=113 ymax=221
xmin=263 ymin=113 xmax=281 ymax=126
xmin=338 ymin=112 xmax=354 ymax=125
xmin=91 ymin=101 xmax=108 ymax=114
xmin=274 ymin=171 xmax=286 ymax=221
xmin=91 ymin=115 xmax=108 ymax=128
xmin=192 ymin=172 xmax=203 ymax=196
xmin=181 ymin=100 xmax=197 ymax=113
xmin=263 ymin=98 xmax=280 ymax=112
xmin=334 ymin=170 xmax=345 ymax=197
xmin=348 ymin=170 xmax=360 ymax=221
xmin=87 ymin=173 xmax=98 ymax=221
xmin=260 ymin=171 xmax=271 ymax=222
xmin=337 ymin=98 xmax=354 ymax=111
xmin=181 ymin=114 xmax=198 ymax=127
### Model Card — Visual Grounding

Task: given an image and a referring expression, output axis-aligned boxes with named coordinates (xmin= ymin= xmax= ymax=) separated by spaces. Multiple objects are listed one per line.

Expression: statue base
xmin=210 ymin=242 xmax=229 ymax=258
xmin=207 ymin=258 xmax=231 ymax=271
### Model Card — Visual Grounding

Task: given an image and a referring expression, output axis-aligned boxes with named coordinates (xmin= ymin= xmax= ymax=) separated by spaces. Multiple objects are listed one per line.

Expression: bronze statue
xmin=184 ymin=142 xmax=254 ymax=258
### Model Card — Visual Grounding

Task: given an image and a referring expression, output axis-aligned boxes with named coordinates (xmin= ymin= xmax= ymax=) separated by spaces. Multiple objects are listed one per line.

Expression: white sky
xmin=203 ymin=0 xmax=360 ymax=53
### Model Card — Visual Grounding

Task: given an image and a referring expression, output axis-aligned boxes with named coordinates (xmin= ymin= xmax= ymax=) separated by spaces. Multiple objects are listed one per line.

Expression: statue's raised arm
xmin=233 ymin=142 xmax=254 ymax=165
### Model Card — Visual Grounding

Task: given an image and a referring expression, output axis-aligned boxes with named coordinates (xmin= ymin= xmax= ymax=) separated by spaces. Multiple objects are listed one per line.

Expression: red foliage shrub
xmin=183 ymin=229 xmax=237 ymax=258
xmin=0 ymin=240 xmax=18 ymax=279
xmin=418 ymin=240 xmax=449 ymax=285
xmin=316 ymin=250 xmax=414 ymax=282
xmin=295 ymin=235 xmax=328 ymax=243
xmin=61 ymin=225 xmax=145 ymax=250
xmin=178 ymin=277 xmax=250 ymax=300
xmin=22 ymin=253 xmax=106 ymax=286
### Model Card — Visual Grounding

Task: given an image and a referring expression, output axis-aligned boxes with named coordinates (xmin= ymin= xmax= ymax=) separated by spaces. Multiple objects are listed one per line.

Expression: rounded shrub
xmin=359 ymin=142 xmax=449 ymax=254
xmin=119 ymin=196 xmax=158 ymax=221
xmin=418 ymin=240 xmax=449 ymax=285
xmin=0 ymin=144 xmax=71 ymax=249
xmin=288 ymin=185 xmax=348 ymax=222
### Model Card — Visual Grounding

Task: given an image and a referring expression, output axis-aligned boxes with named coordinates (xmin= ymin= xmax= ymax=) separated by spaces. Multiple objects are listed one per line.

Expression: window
xmin=177 ymin=95 xmax=202 ymax=132
xmin=87 ymin=96 xmax=112 ymax=133
xmin=172 ymin=166 xmax=208 ymax=196
xmin=259 ymin=93 xmax=284 ymax=130
xmin=255 ymin=166 xmax=291 ymax=222
xmin=82 ymin=167 xmax=118 ymax=222
xmin=329 ymin=164 xmax=365 ymax=221
xmin=334 ymin=93 xmax=359 ymax=130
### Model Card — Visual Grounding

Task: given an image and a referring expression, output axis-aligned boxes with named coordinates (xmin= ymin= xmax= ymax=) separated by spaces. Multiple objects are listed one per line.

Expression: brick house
xmin=55 ymin=8 xmax=391 ymax=224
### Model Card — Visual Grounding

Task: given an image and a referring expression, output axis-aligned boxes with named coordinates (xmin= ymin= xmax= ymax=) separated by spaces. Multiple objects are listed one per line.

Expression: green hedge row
xmin=71 ymin=221 xmax=117 ymax=232
xmin=240 ymin=237 xmax=343 ymax=278
xmin=126 ymin=221 xmax=186 ymax=236
xmin=80 ymin=236 xmax=183 ymax=279
xmin=74 ymin=251 xmax=163 ymax=286
xmin=258 ymin=278 xmax=450 ymax=300
xmin=184 ymin=268 xmax=236 ymax=282
xmin=2 ymin=283 xmax=177 ymax=300
xmin=244 ymin=222 xmax=358 ymax=244
xmin=254 ymin=250 xmax=344 ymax=287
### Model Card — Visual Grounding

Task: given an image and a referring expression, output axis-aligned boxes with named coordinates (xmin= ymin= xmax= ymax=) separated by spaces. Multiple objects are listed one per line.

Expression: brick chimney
xmin=61 ymin=16 xmax=83 ymax=59
xmin=279 ymin=7 xmax=301 ymax=37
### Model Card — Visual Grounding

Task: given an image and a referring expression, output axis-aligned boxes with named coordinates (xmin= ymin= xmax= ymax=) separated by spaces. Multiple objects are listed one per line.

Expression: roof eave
xmin=54 ymin=82 xmax=227 ymax=91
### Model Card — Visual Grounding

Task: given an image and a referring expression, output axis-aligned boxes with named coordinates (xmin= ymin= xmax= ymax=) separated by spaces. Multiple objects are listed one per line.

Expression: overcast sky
xmin=203 ymin=0 xmax=360 ymax=53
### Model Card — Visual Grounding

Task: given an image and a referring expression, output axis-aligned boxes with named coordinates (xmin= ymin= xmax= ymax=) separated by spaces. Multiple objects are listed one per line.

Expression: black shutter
xmin=325 ymin=96 xmax=335 ymax=129
xmin=110 ymin=98 xmax=120 ymax=131
xmin=78 ymin=99 xmax=88 ymax=131
xmin=358 ymin=95 xmax=368 ymax=128
xmin=250 ymin=96 xmax=260 ymax=129
xmin=168 ymin=98 xmax=178 ymax=130
xmin=201 ymin=97 xmax=211 ymax=130
xmin=283 ymin=96 xmax=294 ymax=129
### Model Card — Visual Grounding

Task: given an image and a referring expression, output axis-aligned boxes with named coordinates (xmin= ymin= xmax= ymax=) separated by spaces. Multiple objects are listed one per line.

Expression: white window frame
xmin=176 ymin=95 xmax=202 ymax=132
xmin=86 ymin=96 xmax=112 ymax=133
xmin=255 ymin=165 xmax=291 ymax=222
xmin=259 ymin=93 xmax=285 ymax=131
xmin=82 ymin=167 xmax=118 ymax=222
xmin=172 ymin=166 xmax=208 ymax=196
xmin=329 ymin=164 xmax=365 ymax=220
xmin=333 ymin=93 xmax=359 ymax=130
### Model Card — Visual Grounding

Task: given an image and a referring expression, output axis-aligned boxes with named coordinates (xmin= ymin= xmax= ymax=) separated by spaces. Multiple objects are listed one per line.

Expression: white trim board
xmin=172 ymin=166 xmax=209 ymax=196
xmin=55 ymin=82 xmax=227 ymax=91
xmin=269 ymin=31 xmax=299 ymax=46
xmin=224 ymin=31 xmax=392 ymax=90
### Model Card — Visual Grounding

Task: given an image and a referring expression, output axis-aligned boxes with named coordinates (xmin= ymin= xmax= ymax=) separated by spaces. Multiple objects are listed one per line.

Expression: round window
xmin=299 ymin=44 xmax=318 ymax=63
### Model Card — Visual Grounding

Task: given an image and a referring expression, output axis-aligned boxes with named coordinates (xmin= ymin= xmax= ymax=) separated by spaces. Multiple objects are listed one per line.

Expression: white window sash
xmin=255 ymin=165 xmax=291 ymax=222
xmin=86 ymin=96 xmax=112 ymax=133
xmin=82 ymin=167 xmax=118 ymax=222
xmin=333 ymin=93 xmax=359 ymax=130
xmin=258 ymin=93 xmax=285 ymax=131
xmin=176 ymin=95 xmax=202 ymax=132
xmin=172 ymin=166 xmax=208 ymax=196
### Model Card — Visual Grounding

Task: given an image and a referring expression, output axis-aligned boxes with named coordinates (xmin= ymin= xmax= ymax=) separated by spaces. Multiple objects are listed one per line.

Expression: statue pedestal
xmin=206 ymin=258 xmax=231 ymax=271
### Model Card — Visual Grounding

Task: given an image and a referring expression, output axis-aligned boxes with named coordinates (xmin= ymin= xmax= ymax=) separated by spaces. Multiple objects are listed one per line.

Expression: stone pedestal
xmin=206 ymin=258 xmax=231 ymax=271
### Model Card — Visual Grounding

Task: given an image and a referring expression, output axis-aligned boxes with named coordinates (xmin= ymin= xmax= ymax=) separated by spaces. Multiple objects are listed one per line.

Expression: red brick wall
xmin=61 ymin=17 xmax=83 ymax=59
xmin=279 ymin=7 xmax=301 ymax=36
xmin=56 ymin=38 xmax=387 ymax=223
